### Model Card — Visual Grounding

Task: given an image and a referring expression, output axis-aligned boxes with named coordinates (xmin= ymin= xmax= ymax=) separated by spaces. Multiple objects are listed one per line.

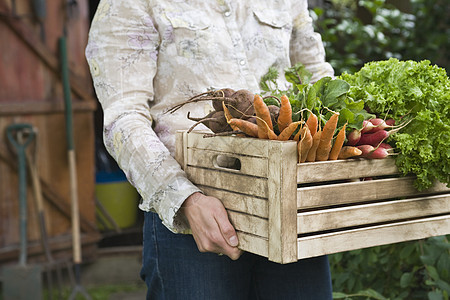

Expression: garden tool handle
xmin=6 ymin=123 xmax=35 ymax=265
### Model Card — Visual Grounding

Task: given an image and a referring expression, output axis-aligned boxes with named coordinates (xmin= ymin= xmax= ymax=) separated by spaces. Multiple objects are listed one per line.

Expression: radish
xmin=357 ymin=145 xmax=375 ymax=158
xmin=347 ymin=120 xmax=378 ymax=146
xmin=367 ymin=118 xmax=409 ymax=133
xmin=367 ymin=147 xmax=390 ymax=159
xmin=357 ymin=118 xmax=413 ymax=146
xmin=347 ymin=129 xmax=361 ymax=146
xmin=385 ymin=119 xmax=395 ymax=126
xmin=357 ymin=144 xmax=392 ymax=159
xmin=361 ymin=120 xmax=375 ymax=133
xmin=378 ymin=143 xmax=393 ymax=150
xmin=358 ymin=130 xmax=390 ymax=147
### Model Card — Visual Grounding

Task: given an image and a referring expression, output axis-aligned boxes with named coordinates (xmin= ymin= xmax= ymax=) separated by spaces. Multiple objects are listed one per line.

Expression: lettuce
xmin=340 ymin=58 xmax=450 ymax=190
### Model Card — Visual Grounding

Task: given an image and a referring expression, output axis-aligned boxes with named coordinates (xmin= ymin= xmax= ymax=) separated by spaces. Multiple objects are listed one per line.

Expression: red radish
xmin=347 ymin=120 xmax=377 ymax=146
xmin=361 ymin=120 xmax=375 ymax=133
xmin=385 ymin=119 xmax=395 ymax=126
xmin=357 ymin=118 xmax=412 ymax=146
xmin=367 ymin=147 xmax=390 ymax=159
xmin=358 ymin=130 xmax=390 ymax=147
xmin=368 ymin=118 xmax=396 ymax=133
xmin=379 ymin=143 xmax=393 ymax=150
xmin=357 ymin=145 xmax=375 ymax=158
xmin=367 ymin=118 xmax=409 ymax=133
xmin=347 ymin=129 xmax=362 ymax=146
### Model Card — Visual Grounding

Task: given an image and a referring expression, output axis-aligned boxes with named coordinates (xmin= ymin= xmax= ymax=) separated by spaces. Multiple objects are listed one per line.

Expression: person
xmin=86 ymin=1 xmax=334 ymax=299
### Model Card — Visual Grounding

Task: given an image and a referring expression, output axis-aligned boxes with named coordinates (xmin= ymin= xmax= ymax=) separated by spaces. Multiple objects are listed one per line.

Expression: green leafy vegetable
xmin=260 ymin=63 xmax=373 ymax=130
xmin=340 ymin=58 xmax=450 ymax=190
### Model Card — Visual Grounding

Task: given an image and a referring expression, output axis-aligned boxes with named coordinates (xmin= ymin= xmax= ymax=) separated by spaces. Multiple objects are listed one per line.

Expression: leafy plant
xmin=330 ymin=236 xmax=450 ymax=300
xmin=260 ymin=63 xmax=373 ymax=130
xmin=311 ymin=0 xmax=449 ymax=75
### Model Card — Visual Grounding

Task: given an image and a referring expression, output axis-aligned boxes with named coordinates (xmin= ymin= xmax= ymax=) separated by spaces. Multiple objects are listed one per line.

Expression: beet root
xmin=226 ymin=89 xmax=255 ymax=119
xmin=212 ymin=88 xmax=236 ymax=111
xmin=187 ymin=111 xmax=231 ymax=133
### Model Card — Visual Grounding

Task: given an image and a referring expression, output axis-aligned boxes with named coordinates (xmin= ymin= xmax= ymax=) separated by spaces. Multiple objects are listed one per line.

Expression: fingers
xmin=215 ymin=208 xmax=239 ymax=247
xmin=181 ymin=193 xmax=243 ymax=260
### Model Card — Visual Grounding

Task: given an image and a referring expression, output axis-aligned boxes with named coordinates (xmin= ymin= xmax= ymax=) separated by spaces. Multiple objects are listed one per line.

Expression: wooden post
xmin=267 ymin=141 xmax=298 ymax=263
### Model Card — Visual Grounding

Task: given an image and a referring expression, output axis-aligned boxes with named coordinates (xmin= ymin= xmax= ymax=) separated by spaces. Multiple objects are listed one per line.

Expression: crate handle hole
xmin=213 ymin=155 xmax=241 ymax=171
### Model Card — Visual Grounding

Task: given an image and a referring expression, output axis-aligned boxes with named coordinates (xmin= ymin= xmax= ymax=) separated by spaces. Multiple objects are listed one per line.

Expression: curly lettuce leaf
xmin=340 ymin=58 xmax=450 ymax=190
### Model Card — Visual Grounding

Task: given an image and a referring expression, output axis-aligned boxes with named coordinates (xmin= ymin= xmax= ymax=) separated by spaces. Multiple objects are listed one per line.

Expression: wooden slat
xmin=297 ymin=194 xmax=450 ymax=234
xmin=199 ymin=186 xmax=268 ymax=218
xmin=236 ymin=231 xmax=268 ymax=258
xmin=0 ymin=1 xmax=95 ymax=103
xmin=297 ymin=158 xmax=399 ymax=183
xmin=228 ymin=211 xmax=268 ymax=238
xmin=187 ymin=148 xmax=269 ymax=178
xmin=297 ymin=176 xmax=449 ymax=209
xmin=0 ymin=100 xmax=97 ymax=115
xmin=297 ymin=215 xmax=450 ymax=259
xmin=187 ymin=131 xmax=291 ymax=158
xmin=185 ymin=166 xmax=268 ymax=198
xmin=267 ymin=141 xmax=298 ymax=263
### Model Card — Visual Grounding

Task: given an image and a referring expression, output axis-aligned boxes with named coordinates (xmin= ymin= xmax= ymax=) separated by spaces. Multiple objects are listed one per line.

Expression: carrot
xmin=338 ymin=146 xmax=363 ymax=159
xmin=277 ymin=95 xmax=292 ymax=133
xmin=298 ymin=126 xmax=313 ymax=163
xmin=328 ymin=123 xmax=347 ymax=160
xmin=222 ymin=102 xmax=239 ymax=131
xmin=278 ymin=121 xmax=302 ymax=141
xmin=306 ymin=129 xmax=322 ymax=162
xmin=253 ymin=94 xmax=273 ymax=139
xmin=305 ymin=112 xmax=318 ymax=137
xmin=315 ymin=113 xmax=339 ymax=161
xmin=228 ymin=118 xmax=259 ymax=137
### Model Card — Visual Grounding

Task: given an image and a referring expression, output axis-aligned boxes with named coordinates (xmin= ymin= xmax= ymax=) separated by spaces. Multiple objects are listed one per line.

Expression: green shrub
xmin=311 ymin=0 xmax=449 ymax=75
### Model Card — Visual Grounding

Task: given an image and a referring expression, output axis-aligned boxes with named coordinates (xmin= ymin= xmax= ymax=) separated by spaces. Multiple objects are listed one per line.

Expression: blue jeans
xmin=140 ymin=212 xmax=332 ymax=300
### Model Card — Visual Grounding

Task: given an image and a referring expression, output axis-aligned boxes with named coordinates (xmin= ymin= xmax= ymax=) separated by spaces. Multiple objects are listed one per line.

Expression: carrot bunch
xmin=299 ymin=111 xmax=361 ymax=162
xmin=224 ymin=94 xmax=364 ymax=162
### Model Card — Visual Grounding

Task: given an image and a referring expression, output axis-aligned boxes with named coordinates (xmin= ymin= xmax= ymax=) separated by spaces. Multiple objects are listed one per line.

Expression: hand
xmin=181 ymin=192 xmax=243 ymax=260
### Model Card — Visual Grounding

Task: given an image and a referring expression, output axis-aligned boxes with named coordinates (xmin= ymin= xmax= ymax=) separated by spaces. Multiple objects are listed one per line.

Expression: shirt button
xmin=239 ymin=59 xmax=246 ymax=65
xmin=224 ymin=10 xmax=231 ymax=17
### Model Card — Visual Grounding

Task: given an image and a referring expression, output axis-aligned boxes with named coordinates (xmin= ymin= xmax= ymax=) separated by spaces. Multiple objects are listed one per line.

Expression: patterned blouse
xmin=86 ymin=0 xmax=334 ymax=233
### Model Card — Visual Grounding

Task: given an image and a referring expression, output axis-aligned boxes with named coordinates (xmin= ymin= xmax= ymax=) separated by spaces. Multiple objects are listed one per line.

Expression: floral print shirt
xmin=86 ymin=0 xmax=334 ymax=233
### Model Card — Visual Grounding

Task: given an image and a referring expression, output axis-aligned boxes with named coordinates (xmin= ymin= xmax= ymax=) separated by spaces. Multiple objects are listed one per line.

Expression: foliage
xmin=260 ymin=63 xmax=374 ymax=131
xmin=311 ymin=0 xmax=449 ymax=75
xmin=340 ymin=58 xmax=450 ymax=191
xmin=330 ymin=236 xmax=450 ymax=300
xmin=311 ymin=2 xmax=450 ymax=299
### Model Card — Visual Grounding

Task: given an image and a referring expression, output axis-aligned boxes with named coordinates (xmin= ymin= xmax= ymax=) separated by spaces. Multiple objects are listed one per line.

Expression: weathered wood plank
xmin=297 ymin=176 xmax=449 ymax=209
xmin=185 ymin=166 xmax=268 ymax=198
xmin=228 ymin=211 xmax=268 ymax=238
xmin=198 ymin=186 xmax=268 ymax=218
xmin=0 ymin=1 xmax=94 ymax=102
xmin=187 ymin=130 xmax=280 ymax=157
xmin=297 ymin=158 xmax=399 ymax=183
xmin=236 ymin=231 xmax=268 ymax=258
xmin=0 ymin=101 xmax=97 ymax=116
xmin=267 ymin=141 xmax=298 ymax=263
xmin=186 ymin=148 xmax=269 ymax=178
xmin=297 ymin=215 xmax=450 ymax=259
xmin=297 ymin=194 xmax=450 ymax=234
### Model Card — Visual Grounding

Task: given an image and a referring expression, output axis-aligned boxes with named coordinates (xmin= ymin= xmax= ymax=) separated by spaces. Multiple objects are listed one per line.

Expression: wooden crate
xmin=176 ymin=131 xmax=450 ymax=264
